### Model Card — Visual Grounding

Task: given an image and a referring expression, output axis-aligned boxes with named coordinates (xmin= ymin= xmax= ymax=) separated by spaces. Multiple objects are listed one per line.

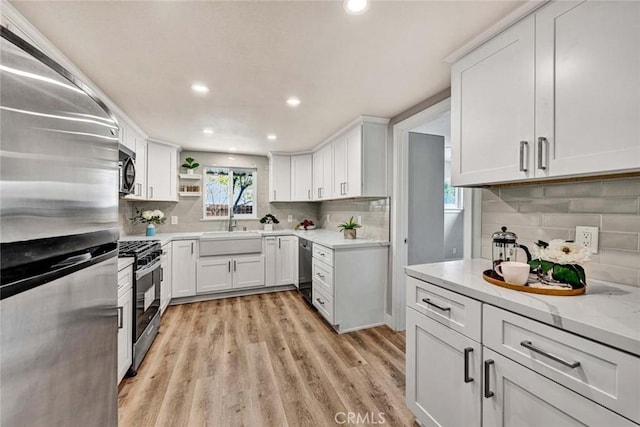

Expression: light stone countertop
xmin=119 ymin=229 xmax=389 ymax=250
xmin=405 ymin=259 xmax=640 ymax=356
xmin=117 ymin=257 xmax=134 ymax=272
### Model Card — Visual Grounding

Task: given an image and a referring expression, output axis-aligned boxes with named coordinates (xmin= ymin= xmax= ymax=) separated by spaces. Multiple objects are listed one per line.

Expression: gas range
xmin=118 ymin=240 xmax=162 ymax=271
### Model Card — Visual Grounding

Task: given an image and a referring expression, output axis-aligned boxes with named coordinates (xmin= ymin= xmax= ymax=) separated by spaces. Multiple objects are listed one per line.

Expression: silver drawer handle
xmin=117 ymin=306 xmax=123 ymax=329
xmin=317 ymin=273 xmax=325 ymax=279
xmin=318 ymin=252 xmax=326 ymax=256
xmin=519 ymin=140 xmax=528 ymax=172
xmin=421 ymin=298 xmax=451 ymax=312
xmin=520 ymin=340 xmax=581 ymax=369
xmin=316 ymin=298 xmax=325 ymax=305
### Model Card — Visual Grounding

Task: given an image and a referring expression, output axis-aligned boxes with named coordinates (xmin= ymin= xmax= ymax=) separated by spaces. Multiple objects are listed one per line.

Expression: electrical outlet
xmin=575 ymin=226 xmax=598 ymax=254
xmin=357 ymin=216 xmax=362 ymax=226
xmin=452 ymin=247 xmax=457 ymax=255
xmin=327 ymin=214 xmax=331 ymax=221
xmin=287 ymin=215 xmax=293 ymax=223
xmin=171 ymin=216 xmax=178 ymax=225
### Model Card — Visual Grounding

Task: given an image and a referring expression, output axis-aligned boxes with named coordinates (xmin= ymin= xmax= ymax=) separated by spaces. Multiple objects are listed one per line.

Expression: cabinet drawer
xmin=407 ymin=277 xmax=481 ymax=342
xmin=484 ymin=305 xmax=640 ymax=424
xmin=312 ymin=284 xmax=334 ymax=324
xmin=117 ymin=267 xmax=132 ymax=292
xmin=313 ymin=243 xmax=334 ymax=266
xmin=312 ymin=258 xmax=334 ymax=295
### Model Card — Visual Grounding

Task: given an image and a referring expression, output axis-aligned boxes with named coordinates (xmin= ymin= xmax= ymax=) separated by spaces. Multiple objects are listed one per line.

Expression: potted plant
xmin=259 ymin=213 xmax=279 ymax=231
xmin=130 ymin=208 xmax=166 ymax=236
xmin=338 ymin=216 xmax=361 ymax=240
xmin=182 ymin=157 xmax=200 ymax=175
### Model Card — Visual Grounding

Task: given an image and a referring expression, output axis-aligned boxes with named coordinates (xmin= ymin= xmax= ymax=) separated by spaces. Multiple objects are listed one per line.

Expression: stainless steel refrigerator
xmin=1 ymin=26 xmax=119 ymax=426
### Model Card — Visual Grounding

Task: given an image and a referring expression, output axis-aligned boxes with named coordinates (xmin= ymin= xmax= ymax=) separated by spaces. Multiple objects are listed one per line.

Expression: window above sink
xmin=203 ymin=167 xmax=257 ymax=220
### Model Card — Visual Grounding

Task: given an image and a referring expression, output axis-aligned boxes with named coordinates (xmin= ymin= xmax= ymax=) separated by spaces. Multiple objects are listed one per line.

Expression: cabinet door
xmin=125 ymin=136 xmax=147 ymax=200
xmin=321 ymin=145 xmax=333 ymax=199
xmin=196 ymin=257 xmax=233 ymax=293
xmin=535 ymin=1 xmax=640 ymax=178
xmin=482 ymin=348 xmax=636 ymax=427
xmin=147 ymin=142 xmax=177 ymax=201
xmin=117 ymin=288 xmax=132 ymax=383
xmin=275 ymin=236 xmax=298 ymax=286
xmin=233 ymin=255 xmax=265 ymax=289
xmin=264 ymin=237 xmax=277 ymax=287
xmin=269 ymin=155 xmax=291 ymax=201
xmin=406 ymin=308 xmax=481 ymax=427
xmin=345 ymin=126 xmax=362 ymax=198
xmin=171 ymin=240 xmax=197 ymax=298
xmin=291 ymin=154 xmax=313 ymax=201
xmin=451 ymin=15 xmax=535 ymax=186
xmin=312 ymin=150 xmax=323 ymax=200
xmin=160 ymin=244 xmax=172 ymax=314
xmin=333 ymin=137 xmax=347 ymax=198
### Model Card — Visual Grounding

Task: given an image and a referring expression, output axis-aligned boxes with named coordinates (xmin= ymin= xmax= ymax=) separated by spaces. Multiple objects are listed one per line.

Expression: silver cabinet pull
xmin=519 ymin=141 xmax=529 ymax=172
xmin=484 ymin=360 xmax=494 ymax=398
xmin=278 ymin=238 xmax=281 ymax=249
xmin=464 ymin=347 xmax=473 ymax=383
xmin=234 ymin=260 xmax=237 ymax=272
xmin=149 ymin=186 xmax=154 ymax=198
xmin=228 ymin=260 xmax=231 ymax=272
xmin=273 ymin=190 xmax=276 ymax=200
xmin=344 ymin=181 xmax=348 ymax=194
xmin=316 ymin=298 xmax=325 ymax=305
xmin=537 ymin=137 xmax=548 ymax=170
xmin=317 ymin=273 xmax=325 ymax=279
xmin=191 ymin=242 xmax=194 ymax=254
xmin=117 ymin=306 xmax=123 ymax=329
xmin=520 ymin=340 xmax=581 ymax=368
xmin=160 ymin=267 xmax=164 ymax=282
xmin=421 ymin=298 xmax=451 ymax=312
xmin=308 ymin=189 xmax=311 ymax=200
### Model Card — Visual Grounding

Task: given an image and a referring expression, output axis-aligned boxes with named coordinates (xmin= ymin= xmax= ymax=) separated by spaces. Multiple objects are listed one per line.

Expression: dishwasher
xmin=298 ymin=238 xmax=313 ymax=306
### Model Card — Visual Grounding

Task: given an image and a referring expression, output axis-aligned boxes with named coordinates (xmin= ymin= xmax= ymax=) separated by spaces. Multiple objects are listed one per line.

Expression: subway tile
xmin=598 ymin=249 xmax=640 ymax=269
xmin=599 ymin=232 xmax=639 ymax=251
xmin=602 ymin=215 xmax=640 ymax=233
xmin=587 ymin=263 xmax=639 ymax=287
xmin=518 ymin=200 xmax=571 ymax=213
xmin=482 ymin=200 xmax=518 ymax=213
xmin=503 ymin=226 xmax=572 ymax=246
xmin=482 ymin=189 xmax=502 ymax=202
xmin=544 ymin=181 xmax=602 ymax=198
xmin=482 ymin=212 xmax=501 ymax=226
xmin=497 ymin=213 xmax=543 ymax=227
xmin=569 ymin=198 xmax=638 ymax=214
xmin=542 ymin=214 xmax=600 ymax=229
xmin=500 ymin=186 xmax=544 ymax=201
xmin=602 ymin=178 xmax=640 ymax=197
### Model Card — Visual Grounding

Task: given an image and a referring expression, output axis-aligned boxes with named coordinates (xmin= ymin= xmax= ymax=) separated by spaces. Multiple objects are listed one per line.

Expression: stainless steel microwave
xmin=119 ymin=144 xmax=136 ymax=196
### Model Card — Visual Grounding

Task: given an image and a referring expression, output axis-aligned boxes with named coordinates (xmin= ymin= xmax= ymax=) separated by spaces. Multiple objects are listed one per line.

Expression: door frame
xmin=390 ymin=97 xmax=473 ymax=331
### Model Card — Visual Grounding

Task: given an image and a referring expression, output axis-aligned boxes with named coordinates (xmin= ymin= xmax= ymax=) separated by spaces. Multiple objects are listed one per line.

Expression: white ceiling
xmin=10 ymin=0 xmax=522 ymax=155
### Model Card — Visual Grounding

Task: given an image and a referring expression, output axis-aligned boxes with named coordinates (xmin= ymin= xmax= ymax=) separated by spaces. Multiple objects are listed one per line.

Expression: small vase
xmin=146 ymin=224 xmax=156 ymax=236
xmin=344 ymin=229 xmax=356 ymax=240
xmin=187 ymin=169 xmax=194 ymax=175
xmin=264 ymin=224 xmax=273 ymax=231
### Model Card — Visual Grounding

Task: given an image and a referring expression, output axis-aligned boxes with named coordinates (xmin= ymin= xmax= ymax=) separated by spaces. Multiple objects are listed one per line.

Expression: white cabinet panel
xmin=160 ymin=243 xmax=172 ymax=314
xmin=147 ymin=141 xmax=177 ymax=201
xmin=451 ymin=15 xmax=535 ymax=186
xmin=264 ymin=237 xmax=277 ymax=287
xmin=275 ymin=236 xmax=297 ymax=286
xmin=269 ymin=154 xmax=291 ymax=202
xmin=482 ymin=348 xmax=636 ymax=427
xmin=171 ymin=240 xmax=197 ymax=298
xmin=536 ymin=1 xmax=640 ymax=178
xmin=197 ymin=257 xmax=233 ymax=293
xmin=291 ymin=154 xmax=313 ymax=201
xmin=345 ymin=126 xmax=362 ymax=198
xmin=333 ymin=137 xmax=347 ymax=198
xmin=117 ymin=280 xmax=132 ymax=384
xmin=313 ymin=145 xmax=333 ymax=200
xmin=406 ymin=308 xmax=481 ymax=427
xmin=233 ymin=255 xmax=264 ymax=289
xmin=125 ymin=134 xmax=147 ymax=199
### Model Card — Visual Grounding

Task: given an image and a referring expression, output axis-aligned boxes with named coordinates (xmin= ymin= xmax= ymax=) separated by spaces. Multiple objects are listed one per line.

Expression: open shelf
xmin=179 ymin=192 xmax=201 ymax=197
xmin=179 ymin=173 xmax=202 ymax=180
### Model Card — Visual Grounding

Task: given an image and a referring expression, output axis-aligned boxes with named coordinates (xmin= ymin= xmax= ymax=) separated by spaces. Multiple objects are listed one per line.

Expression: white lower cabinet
xmin=264 ymin=236 xmax=298 ymax=287
xmin=117 ymin=266 xmax=133 ymax=384
xmin=160 ymin=242 xmax=172 ymax=314
xmin=196 ymin=254 xmax=264 ymax=294
xmin=405 ymin=277 xmax=639 ymax=427
xmin=171 ymin=240 xmax=197 ymax=298
xmin=406 ymin=307 xmax=481 ymax=427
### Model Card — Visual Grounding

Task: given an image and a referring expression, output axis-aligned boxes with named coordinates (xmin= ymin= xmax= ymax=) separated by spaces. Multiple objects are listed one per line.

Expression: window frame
xmin=201 ymin=166 xmax=258 ymax=220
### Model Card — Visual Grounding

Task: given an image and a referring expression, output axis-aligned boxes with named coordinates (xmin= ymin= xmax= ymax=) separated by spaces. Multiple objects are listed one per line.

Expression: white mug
xmin=495 ymin=261 xmax=530 ymax=285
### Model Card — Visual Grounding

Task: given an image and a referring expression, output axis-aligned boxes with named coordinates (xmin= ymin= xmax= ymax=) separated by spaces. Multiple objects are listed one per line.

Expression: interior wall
xmin=481 ymin=177 xmax=640 ymax=287
xmin=444 ymin=210 xmax=464 ymax=260
xmin=319 ymin=198 xmax=390 ymax=241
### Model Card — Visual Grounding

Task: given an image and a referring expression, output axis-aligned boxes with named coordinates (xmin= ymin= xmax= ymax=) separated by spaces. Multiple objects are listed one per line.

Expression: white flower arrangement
xmin=131 ymin=208 xmax=166 ymax=225
xmin=530 ymin=239 xmax=589 ymax=289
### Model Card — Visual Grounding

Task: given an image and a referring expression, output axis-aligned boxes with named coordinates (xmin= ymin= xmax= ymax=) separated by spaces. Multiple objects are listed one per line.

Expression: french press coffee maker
xmin=491 ymin=226 xmax=531 ymax=270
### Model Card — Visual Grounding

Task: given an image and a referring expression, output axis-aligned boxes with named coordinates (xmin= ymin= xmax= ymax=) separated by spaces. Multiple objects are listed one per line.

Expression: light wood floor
xmin=118 ymin=291 xmax=416 ymax=426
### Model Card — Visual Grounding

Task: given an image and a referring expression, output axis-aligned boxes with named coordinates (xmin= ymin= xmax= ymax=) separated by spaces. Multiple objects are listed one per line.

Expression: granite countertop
xmin=119 ymin=229 xmax=389 ymax=250
xmin=405 ymin=259 xmax=640 ymax=356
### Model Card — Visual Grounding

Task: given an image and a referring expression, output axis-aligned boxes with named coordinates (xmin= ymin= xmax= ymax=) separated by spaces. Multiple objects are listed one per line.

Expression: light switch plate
xmin=171 ymin=216 xmax=178 ymax=225
xmin=575 ymin=226 xmax=598 ymax=254
xmin=287 ymin=215 xmax=293 ymax=223
xmin=357 ymin=215 xmax=362 ymax=226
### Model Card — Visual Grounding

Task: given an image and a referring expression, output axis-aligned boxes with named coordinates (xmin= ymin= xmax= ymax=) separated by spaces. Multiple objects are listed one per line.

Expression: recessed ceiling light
xmin=191 ymin=83 xmax=209 ymax=94
xmin=228 ymin=157 xmax=235 ymax=160
xmin=344 ymin=0 xmax=369 ymax=15
xmin=267 ymin=134 xmax=277 ymax=141
xmin=202 ymin=128 xmax=214 ymax=135
xmin=286 ymin=96 xmax=301 ymax=107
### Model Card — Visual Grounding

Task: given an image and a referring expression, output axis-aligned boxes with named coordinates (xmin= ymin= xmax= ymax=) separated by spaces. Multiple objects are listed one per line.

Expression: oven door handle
xmin=135 ymin=258 xmax=161 ymax=280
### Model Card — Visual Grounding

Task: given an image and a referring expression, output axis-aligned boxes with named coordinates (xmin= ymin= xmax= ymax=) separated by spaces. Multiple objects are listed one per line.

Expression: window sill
xmin=200 ymin=217 xmax=258 ymax=221
xmin=445 ymin=208 xmax=464 ymax=213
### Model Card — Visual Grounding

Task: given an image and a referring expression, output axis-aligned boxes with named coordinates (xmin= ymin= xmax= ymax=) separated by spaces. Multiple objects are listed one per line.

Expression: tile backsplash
xmin=319 ymin=198 xmax=390 ymax=241
xmin=481 ymin=177 xmax=640 ymax=287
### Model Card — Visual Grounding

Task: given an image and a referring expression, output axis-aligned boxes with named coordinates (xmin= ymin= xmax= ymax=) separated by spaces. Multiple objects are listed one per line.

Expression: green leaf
xmin=529 ymin=259 xmax=553 ymax=274
xmin=552 ymin=264 xmax=582 ymax=288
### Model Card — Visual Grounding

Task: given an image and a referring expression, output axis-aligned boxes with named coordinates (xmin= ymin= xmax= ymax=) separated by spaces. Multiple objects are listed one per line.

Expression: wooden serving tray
xmin=482 ymin=270 xmax=585 ymax=296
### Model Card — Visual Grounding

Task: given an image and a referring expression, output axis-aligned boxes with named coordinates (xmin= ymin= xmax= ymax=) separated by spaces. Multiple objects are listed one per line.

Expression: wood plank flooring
xmin=118 ymin=291 xmax=416 ymax=426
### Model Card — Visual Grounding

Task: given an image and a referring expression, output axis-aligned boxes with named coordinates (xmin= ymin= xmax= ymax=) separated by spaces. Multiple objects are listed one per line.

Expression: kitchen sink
xmin=199 ymin=231 xmax=262 ymax=256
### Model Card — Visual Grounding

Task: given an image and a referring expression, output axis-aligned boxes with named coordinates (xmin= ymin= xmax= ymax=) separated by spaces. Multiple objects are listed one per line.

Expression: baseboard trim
xmin=337 ymin=321 xmax=386 ymax=334
xmin=169 ymin=284 xmax=297 ymax=306
xmin=385 ymin=313 xmax=395 ymax=330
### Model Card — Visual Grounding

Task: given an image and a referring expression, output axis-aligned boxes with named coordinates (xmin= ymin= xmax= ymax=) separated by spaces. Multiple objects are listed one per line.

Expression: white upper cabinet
xmin=118 ymin=119 xmax=136 ymax=152
xmin=124 ymin=131 xmax=147 ymax=200
xmin=535 ymin=1 xmax=640 ymax=178
xmin=313 ymin=144 xmax=333 ymax=200
xmin=269 ymin=154 xmax=291 ymax=202
xmin=147 ymin=141 xmax=178 ymax=201
xmin=290 ymin=154 xmax=313 ymax=201
xmin=451 ymin=0 xmax=640 ymax=186
xmin=451 ymin=15 xmax=535 ymax=186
